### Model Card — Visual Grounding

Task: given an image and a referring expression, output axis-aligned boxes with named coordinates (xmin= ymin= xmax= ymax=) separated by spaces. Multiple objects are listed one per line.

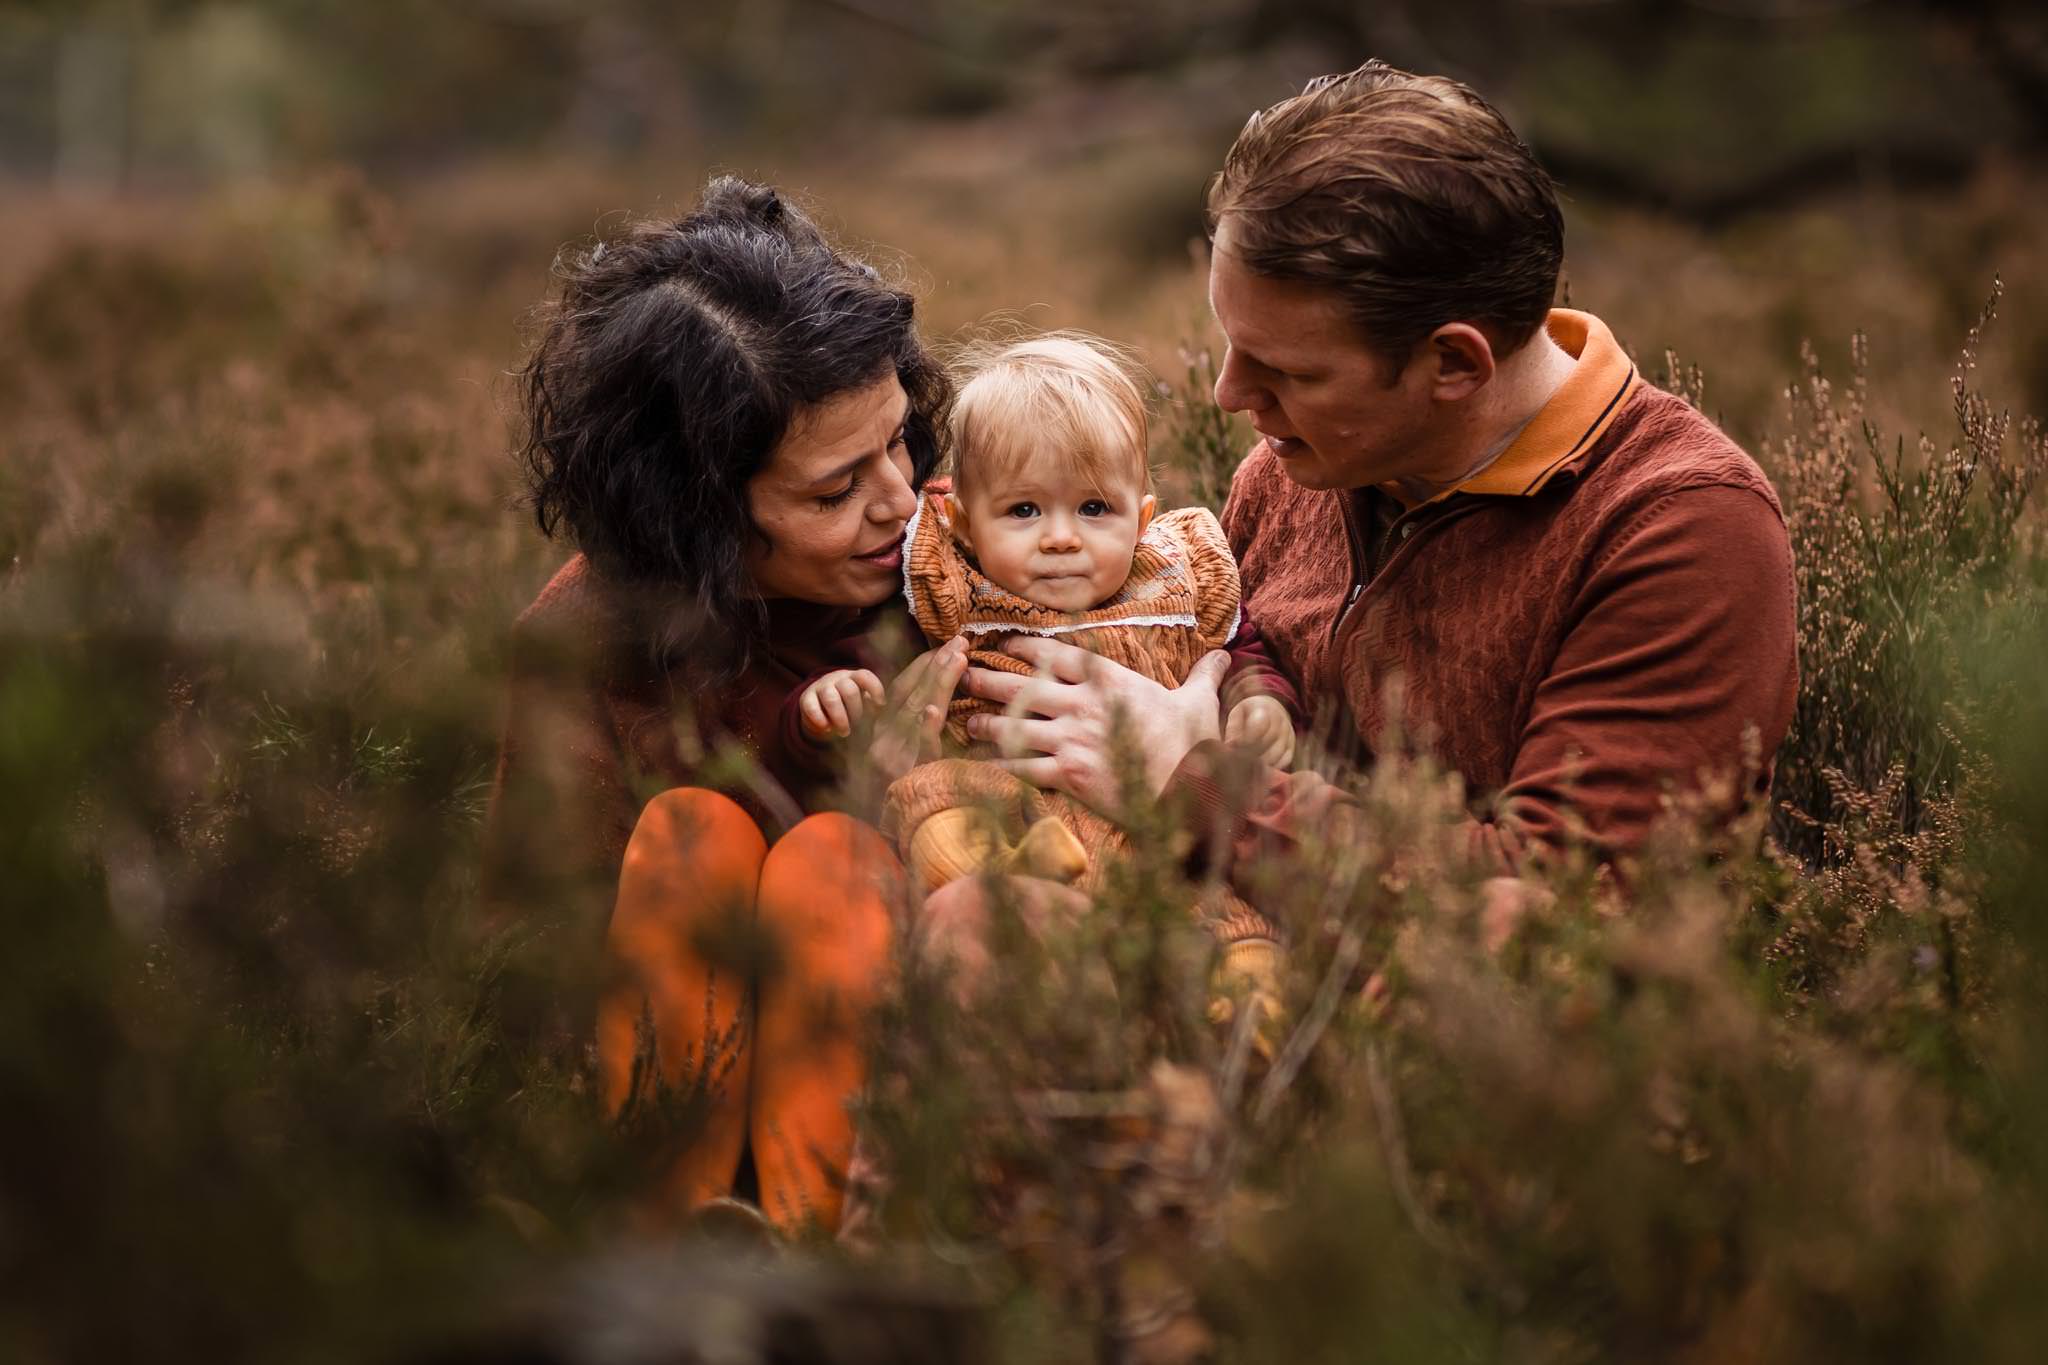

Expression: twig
xmin=1365 ymin=1040 xmax=1527 ymax=1310
xmin=1020 ymin=1088 xmax=1153 ymax=1121
xmin=1217 ymin=990 xmax=1262 ymax=1115
xmin=1362 ymin=1040 xmax=1461 ymax=1262
xmin=1253 ymin=927 xmax=1361 ymax=1125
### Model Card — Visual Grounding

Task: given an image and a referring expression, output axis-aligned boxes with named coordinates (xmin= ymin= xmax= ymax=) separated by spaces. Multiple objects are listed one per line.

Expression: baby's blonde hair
xmin=949 ymin=332 xmax=1153 ymax=497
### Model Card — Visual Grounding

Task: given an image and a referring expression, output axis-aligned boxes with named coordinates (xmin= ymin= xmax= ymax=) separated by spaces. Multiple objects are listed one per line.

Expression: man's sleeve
xmin=1219 ymin=611 xmax=1305 ymax=725
xmin=1479 ymin=483 xmax=1798 ymax=863
xmin=1168 ymin=484 xmax=1798 ymax=883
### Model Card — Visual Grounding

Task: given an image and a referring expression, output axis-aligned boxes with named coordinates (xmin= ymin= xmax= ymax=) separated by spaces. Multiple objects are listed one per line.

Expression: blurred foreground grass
xmin=3 ymin=156 xmax=2047 ymax=1362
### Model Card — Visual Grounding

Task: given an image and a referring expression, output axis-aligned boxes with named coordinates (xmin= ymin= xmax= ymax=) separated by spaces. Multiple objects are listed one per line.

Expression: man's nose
xmin=1213 ymin=346 xmax=1267 ymax=414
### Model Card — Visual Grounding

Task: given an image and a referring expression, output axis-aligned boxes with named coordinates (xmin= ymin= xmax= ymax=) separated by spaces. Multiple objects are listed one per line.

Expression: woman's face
xmin=744 ymin=371 xmax=919 ymax=607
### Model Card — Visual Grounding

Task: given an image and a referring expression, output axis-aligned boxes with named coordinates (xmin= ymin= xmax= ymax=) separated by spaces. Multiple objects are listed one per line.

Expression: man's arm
xmin=1168 ymin=484 xmax=1798 ymax=880
xmin=1220 ymin=610 xmax=1305 ymax=724
xmin=1481 ymin=483 xmax=1798 ymax=861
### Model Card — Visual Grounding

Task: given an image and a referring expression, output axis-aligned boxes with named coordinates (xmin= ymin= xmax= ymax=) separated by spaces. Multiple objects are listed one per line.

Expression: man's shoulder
xmin=1590 ymin=383 xmax=1783 ymax=519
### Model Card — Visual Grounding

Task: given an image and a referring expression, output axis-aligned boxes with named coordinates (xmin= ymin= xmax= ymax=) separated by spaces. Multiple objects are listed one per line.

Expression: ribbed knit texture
xmin=1215 ymin=360 xmax=1798 ymax=865
xmin=902 ymin=492 xmax=1244 ymax=742
xmin=886 ymin=493 xmax=1274 ymax=942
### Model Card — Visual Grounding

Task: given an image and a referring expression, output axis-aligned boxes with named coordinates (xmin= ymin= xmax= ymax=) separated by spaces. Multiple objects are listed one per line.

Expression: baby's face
xmin=951 ymin=457 xmax=1156 ymax=612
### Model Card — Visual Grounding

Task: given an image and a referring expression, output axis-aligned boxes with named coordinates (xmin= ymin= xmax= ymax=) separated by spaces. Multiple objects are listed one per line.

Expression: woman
xmin=484 ymin=177 xmax=966 ymax=1232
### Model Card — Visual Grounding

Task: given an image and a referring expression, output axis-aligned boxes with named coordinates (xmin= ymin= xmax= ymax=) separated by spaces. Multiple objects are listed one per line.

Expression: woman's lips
xmin=854 ymin=542 xmax=903 ymax=570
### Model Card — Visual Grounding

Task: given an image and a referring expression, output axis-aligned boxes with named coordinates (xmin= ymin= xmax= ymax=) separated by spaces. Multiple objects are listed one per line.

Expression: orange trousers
xmin=597 ymin=788 xmax=900 ymax=1233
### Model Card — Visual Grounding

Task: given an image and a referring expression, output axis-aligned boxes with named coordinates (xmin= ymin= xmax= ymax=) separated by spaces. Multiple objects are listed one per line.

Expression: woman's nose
xmin=871 ymin=456 xmax=918 ymax=525
xmin=1213 ymin=346 xmax=1267 ymax=415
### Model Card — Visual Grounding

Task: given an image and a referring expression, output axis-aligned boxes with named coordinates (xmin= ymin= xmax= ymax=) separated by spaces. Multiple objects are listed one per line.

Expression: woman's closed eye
xmin=819 ymin=475 xmax=863 ymax=508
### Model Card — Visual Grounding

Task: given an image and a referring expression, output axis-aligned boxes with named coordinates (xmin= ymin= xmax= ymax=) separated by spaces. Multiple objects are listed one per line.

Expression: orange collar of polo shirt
xmin=1394 ymin=309 xmax=1641 ymax=509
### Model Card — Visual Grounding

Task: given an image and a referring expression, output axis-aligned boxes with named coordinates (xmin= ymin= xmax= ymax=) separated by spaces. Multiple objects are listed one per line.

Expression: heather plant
xmin=1151 ymin=342 xmax=1252 ymax=514
xmin=846 ymin=307 xmax=2048 ymax=1362
xmin=3 ymin=175 xmax=2046 ymax=1364
xmin=1769 ymin=281 xmax=2046 ymax=863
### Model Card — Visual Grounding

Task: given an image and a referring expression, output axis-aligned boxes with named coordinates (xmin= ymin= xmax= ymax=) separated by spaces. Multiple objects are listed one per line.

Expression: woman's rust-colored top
xmin=480 ymin=554 xmax=912 ymax=935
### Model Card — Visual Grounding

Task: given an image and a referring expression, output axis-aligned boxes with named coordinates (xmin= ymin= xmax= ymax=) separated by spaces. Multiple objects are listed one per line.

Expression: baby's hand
xmin=799 ymin=669 xmax=886 ymax=740
xmin=1224 ymin=694 xmax=1295 ymax=769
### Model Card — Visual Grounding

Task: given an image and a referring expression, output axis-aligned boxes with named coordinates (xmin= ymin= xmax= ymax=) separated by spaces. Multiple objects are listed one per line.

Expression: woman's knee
xmin=759 ymin=814 xmax=903 ymax=919
xmin=622 ymin=788 xmax=767 ymax=883
xmin=756 ymin=814 xmax=901 ymax=985
xmin=612 ymin=789 xmax=769 ymax=948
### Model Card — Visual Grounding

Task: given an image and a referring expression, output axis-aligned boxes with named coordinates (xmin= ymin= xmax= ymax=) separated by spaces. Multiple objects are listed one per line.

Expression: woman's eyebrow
xmin=809 ymin=399 xmax=912 ymax=489
xmin=811 ymin=453 xmax=868 ymax=489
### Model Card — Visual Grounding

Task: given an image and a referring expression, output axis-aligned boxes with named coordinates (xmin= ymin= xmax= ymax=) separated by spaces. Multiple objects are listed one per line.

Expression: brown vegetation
xmin=2 ymin=149 xmax=2046 ymax=1362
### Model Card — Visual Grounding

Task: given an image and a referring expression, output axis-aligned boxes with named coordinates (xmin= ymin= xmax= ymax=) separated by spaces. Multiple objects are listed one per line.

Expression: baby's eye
xmin=1080 ymin=499 xmax=1110 ymax=517
xmin=1006 ymin=502 xmax=1039 ymax=519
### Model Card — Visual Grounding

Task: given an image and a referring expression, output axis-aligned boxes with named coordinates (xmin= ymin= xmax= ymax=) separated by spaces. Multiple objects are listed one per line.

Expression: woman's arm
xmin=480 ymin=628 xmax=639 ymax=938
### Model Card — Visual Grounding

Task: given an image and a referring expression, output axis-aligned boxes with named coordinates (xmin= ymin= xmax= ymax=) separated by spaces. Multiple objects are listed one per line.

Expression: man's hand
xmin=868 ymin=636 xmax=970 ymax=782
xmin=799 ymin=668 xmax=885 ymax=740
xmin=1224 ymin=694 xmax=1295 ymax=769
xmin=963 ymin=637 xmax=1229 ymax=813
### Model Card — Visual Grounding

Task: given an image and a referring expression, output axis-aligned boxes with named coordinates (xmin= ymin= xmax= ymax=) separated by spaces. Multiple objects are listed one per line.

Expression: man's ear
xmin=1427 ymin=323 xmax=1496 ymax=402
xmin=1136 ymin=493 xmax=1157 ymax=537
xmin=945 ymin=493 xmax=974 ymax=553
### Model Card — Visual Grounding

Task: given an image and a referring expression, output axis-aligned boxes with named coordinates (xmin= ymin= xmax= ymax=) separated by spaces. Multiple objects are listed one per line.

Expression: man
xmin=954 ymin=61 xmax=1797 ymax=898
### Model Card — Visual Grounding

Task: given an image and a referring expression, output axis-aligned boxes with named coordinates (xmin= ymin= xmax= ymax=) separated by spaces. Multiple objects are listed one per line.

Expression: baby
xmin=799 ymin=332 xmax=1301 ymax=898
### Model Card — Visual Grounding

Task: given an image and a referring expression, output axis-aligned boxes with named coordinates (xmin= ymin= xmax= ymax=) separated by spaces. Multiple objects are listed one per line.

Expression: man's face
xmin=1207 ymin=223 xmax=1441 ymax=492
xmin=950 ymin=454 xmax=1156 ymax=612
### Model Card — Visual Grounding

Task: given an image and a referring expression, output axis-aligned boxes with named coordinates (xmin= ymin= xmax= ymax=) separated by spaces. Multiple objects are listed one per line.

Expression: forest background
xmin=4 ymin=2 xmax=2048 ymax=1362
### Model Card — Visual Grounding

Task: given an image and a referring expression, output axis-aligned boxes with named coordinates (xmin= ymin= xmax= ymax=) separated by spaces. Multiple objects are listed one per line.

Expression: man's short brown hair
xmin=1206 ymin=61 xmax=1563 ymax=364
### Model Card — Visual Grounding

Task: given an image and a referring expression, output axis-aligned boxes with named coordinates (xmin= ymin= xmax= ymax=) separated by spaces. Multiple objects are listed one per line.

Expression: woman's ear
xmin=945 ymin=494 xmax=974 ymax=553
xmin=1136 ymin=494 xmax=1157 ymax=537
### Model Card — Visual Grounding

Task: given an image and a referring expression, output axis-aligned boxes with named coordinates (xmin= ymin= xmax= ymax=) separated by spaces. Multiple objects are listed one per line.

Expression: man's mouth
xmin=1260 ymin=432 xmax=1308 ymax=459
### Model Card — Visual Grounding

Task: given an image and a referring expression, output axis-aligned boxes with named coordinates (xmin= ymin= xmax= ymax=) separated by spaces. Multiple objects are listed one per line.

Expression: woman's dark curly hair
xmin=518 ymin=176 xmax=950 ymax=675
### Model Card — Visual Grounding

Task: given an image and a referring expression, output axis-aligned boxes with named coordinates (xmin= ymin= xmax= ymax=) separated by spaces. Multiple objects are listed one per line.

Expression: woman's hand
xmin=868 ymin=636 xmax=971 ymax=783
xmin=963 ymin=637 xmax=1229 ymax=814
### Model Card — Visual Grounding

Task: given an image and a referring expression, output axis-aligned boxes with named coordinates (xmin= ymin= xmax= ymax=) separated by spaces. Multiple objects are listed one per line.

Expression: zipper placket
xmin=1328 ymin=494 xmax=1487 ymax=649
xmin=1330 ymin=491 xmax=1371 ymax=644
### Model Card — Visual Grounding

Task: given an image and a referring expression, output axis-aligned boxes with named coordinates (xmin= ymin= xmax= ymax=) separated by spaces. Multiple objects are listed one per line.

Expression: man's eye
xmin=1080 ymin=500 xmax=1110 ymax=517
xmin=1006 ymin=502 xmax=1038 ymax=519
